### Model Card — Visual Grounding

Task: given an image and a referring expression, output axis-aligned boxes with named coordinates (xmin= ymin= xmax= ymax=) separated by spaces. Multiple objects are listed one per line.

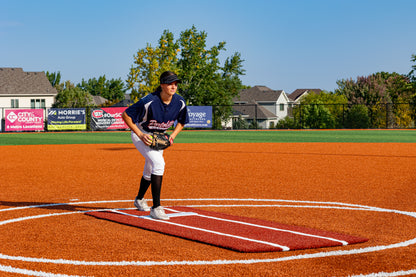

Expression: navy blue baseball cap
xmin=160 ymin=73 xmax=181 ymax=84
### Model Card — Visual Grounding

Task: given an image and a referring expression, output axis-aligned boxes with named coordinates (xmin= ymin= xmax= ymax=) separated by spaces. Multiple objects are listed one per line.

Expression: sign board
xmin=5 ymin=109 xmax=44 ymax=131
xmin=47 ymin=108 xmax=86 ymax=130
xmin=185 ymin=106 xmax=212 ymax=128
xmin=91 ymin=107 xmax=128 ymax=130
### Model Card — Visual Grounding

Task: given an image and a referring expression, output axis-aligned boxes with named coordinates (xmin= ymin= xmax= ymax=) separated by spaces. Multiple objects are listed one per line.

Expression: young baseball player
xmin=122 ymin=71 xmax=189 ymax=220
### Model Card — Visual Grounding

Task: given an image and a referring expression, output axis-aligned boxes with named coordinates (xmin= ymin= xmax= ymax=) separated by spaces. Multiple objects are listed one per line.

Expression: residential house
xmin=0 ymin=68 xmax=58 ymax=109
xmin=229 ymin=85 xmax=291 ymax=129
xmin=288 ymin=88 xmax=322 ymax=104
xmin=110 ymin=94 xmax=135 ymax=107
xmin=91 ymin=95 xmax=108 ymax=106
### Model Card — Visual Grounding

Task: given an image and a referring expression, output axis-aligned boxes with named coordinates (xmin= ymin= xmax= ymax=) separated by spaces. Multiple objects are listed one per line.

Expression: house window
xmin=279 ymin=103 xmax=285 ymax=111
xmin=11 ymin=99 xmax=19 ymax=108
xmin=31 ymin=99 xmax=45 ymax=109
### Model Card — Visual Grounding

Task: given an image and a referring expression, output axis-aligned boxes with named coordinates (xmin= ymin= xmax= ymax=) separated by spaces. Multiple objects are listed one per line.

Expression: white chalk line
xmin=0 ymin=264 xmax=88 ymax=277
xmin=349 ymin=269 xmax=416 ymax=277
xmin=0 ymin=199 xmax=415 ymax=277
xmin=0 ymin=198 xmax=373 ymax=213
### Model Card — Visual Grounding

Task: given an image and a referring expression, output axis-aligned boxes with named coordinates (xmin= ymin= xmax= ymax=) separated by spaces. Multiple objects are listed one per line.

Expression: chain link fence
xmin=1 ymin=103 xmax=415 ymax=131
xmin=213 ymin=103 xmax=416 ymax=130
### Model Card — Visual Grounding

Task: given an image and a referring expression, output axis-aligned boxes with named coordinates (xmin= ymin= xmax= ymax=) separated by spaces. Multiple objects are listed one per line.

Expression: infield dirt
xmin=1 ymin=143 xmax=415 ymax=276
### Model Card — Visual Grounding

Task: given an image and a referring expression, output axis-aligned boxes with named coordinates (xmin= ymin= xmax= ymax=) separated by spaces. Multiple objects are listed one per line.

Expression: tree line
xmin=46 ymin=72 xmax=126 ymax=108
xmin=46 ymin=25 xmax=416 ymax=129
xmin=275 ymin=66 xmax=416 ymax=129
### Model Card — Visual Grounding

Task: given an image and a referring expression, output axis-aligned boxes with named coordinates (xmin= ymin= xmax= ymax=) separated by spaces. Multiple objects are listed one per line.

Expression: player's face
xmin=161 ymin=81 xmax=178 ymax=97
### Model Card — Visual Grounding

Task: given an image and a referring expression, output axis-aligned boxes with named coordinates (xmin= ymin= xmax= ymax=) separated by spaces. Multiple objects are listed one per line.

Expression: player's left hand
xmin=149 ymin=132 xmax=171 ymax=150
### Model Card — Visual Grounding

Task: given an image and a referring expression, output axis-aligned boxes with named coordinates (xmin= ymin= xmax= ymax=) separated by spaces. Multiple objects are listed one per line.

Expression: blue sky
xmin=1 ymin=0 xmax=415 ymax=94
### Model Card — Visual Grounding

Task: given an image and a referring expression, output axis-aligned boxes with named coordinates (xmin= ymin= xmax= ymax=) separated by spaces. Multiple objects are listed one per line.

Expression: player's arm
xmin=121 ymin=112 xmax=152 ymax=146
xmin=169 ymin=101 xmax=188 ymax=143
xmin=169 ymin=122 xmax=184 ymax=144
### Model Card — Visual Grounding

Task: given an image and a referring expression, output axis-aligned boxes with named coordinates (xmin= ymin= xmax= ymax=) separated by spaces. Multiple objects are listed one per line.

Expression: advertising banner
xmin=47 ymin=108 xmax=86 ymax=130
xmin=91 ymin=107 xmax=128 ymax=130
xmin=5 ymin=109 xmax=44 ymax=131
xmin=185 ymin=106 xmax=212 ymax=128
xmin=0 ymin=108 xmax=2 ymax=132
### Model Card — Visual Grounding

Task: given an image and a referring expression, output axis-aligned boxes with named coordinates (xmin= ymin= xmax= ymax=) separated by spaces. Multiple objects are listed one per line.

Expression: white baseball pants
xmin=131 ymin=132 xmax=165 ymax=180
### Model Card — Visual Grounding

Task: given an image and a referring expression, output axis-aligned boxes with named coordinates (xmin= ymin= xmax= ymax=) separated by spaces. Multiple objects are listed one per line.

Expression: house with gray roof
xmin=110 ymin=94 xmax=134 ymax=107
xmin=91 ymin=95 xmax=108 ymax=106
xmin=0 ymin=68 xmax=58 ymax=109
xmin=228 ymin=85 xmax=291 ymax=129
xmin=288 ymin=88 xmax=322 ymax=104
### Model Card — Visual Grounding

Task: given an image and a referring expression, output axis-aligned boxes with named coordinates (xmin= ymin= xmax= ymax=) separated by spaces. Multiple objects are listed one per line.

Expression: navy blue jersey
xmin=125 ymin=91 xmax=189 ymax=133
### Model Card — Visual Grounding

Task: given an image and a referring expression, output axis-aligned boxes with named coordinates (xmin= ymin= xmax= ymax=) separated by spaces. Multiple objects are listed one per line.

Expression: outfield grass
xmin=0 ymin=129 xmax=415 ymax=146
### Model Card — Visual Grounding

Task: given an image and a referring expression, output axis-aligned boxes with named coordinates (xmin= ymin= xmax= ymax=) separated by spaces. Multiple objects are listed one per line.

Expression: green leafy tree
xmin=53 ymin=81 xmax=93 ymax=108
xmin=78 ymin=76 xmax=126 ymax=102
xmin=393 ymin=98 xmax=414 ymax=128
xmin=45 ymin=71 xmax=61 ymax=88
xmin=336 ymin=72 xmax=413 ymax=105
xmin=177 ymin=26 xmax=244 ymax=128
xmin=335 ymin=72 xmax=415 ymax=128
xmin=409 ymin=54 xmax=416 ymax=82
xmin=178 ymin=26 xmax=244 ymax=129
xmin=292 ymin=91 xmax=347 ymax=129
xmin=301 ymin=91 xmax=347 ymax=128
xmin=410 ymin=54 xmax=416 ymax=122
xmin=345 ymin=105 xmax=370 ymax=128
xmin=127 ymin=30 xmax=179 ymax=100
xmin=232 ymin=115 xmax=249 ymax=129
xmin=300 ymin=101 xmax=336 ymax=129
xmin=275 ymin=116 xmax=298 ymax=129
xmin=126 ymin=26 xmax=245 ymax=128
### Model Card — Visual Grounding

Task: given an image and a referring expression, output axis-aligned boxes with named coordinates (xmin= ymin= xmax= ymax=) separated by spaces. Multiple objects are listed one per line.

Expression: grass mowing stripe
xmin=0 ymin=130 xmax=415 ymax=146
xmin=0 ymin=132 xmax=131 ymax=145
xmin=177 ymin=130 xmax=416 ymax=143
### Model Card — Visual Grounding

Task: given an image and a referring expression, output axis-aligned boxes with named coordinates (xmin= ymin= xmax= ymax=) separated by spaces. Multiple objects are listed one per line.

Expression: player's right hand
xmin=141 ymin=134 xmax=153 ymax=146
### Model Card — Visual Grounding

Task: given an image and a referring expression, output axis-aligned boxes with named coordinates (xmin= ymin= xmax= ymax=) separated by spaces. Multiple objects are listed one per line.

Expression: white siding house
xmin=230 ymin=86 xmax=291 ymax=129
xmin=0 ymin=68 xmax=58 ymax=109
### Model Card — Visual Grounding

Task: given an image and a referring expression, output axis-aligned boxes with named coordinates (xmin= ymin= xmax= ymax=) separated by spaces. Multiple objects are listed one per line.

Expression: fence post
xmin=342 ymin=104 xmax=345 ymax=129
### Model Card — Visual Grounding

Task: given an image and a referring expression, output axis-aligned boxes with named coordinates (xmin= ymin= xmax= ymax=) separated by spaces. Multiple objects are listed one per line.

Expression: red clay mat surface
xmin=86 ymin=206 xmax=368 ymax=253
xmin=1 ymin=142 xmax=416 ymax=276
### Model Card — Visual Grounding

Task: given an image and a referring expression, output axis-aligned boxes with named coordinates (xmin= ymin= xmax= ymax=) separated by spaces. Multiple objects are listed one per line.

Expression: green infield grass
xmin=0 ymin=129 xmax=415 ymax=146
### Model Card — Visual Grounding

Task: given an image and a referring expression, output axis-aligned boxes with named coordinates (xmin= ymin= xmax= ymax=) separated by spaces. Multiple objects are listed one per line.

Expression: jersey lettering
xmin=148 ymin=120 xmax=175 ymax=130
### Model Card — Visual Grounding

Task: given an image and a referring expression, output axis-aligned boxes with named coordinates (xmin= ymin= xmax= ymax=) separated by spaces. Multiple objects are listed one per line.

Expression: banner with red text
xmin=90 ymin=107 xmax=128 ymax=130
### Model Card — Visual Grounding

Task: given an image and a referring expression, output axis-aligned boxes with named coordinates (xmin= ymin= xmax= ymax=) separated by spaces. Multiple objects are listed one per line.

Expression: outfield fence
xmin=1 ymin=103 xmax=415 ymax=132
xmin=218 ymin=103 xmax=416 ymax=130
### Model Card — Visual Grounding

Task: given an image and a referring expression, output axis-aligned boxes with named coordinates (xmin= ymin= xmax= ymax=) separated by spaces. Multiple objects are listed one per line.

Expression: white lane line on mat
xmin=166 ymin=208 xmax=348 ymax=246
xmin=112 ymin=209 xmax=290 ymax=251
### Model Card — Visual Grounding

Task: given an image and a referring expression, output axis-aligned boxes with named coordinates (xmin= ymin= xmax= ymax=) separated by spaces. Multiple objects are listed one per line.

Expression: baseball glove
xmin=149 ymin=132 xmax=171 ymax=150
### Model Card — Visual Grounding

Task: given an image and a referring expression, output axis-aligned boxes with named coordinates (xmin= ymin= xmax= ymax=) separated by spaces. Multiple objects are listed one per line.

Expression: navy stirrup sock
xmin=136 ymin=176 xmax=151 ymax=200
xmin=150 ymin=174 xmax=163 ymax=208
